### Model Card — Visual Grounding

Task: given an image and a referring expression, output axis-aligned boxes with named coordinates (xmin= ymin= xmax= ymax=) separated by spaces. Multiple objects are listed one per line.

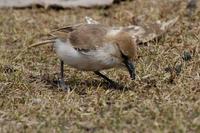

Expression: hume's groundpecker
xmin=30 ymin=24 xmax=138 ymax=89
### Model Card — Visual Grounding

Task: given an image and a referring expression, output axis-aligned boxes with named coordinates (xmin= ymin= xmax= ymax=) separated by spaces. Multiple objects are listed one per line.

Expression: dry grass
xmin=0 ymin=0 xmax=200 ymax=132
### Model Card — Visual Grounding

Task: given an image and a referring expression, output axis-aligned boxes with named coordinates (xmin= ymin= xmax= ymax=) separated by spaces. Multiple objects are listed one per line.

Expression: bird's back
xmin=69 ymin=24 xmax=109 ymax=50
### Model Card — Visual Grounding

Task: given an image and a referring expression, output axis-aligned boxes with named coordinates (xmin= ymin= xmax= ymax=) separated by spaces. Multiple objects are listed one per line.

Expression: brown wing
xmin=69 ymin=24 xmax=108 ymax=50
xmin=29 ymin=24 xmax=108 ymax=50
xmin=51 ymin=24 xmax=109 ymax=50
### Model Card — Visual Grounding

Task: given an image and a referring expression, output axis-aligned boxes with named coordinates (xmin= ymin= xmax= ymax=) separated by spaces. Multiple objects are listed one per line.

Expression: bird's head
xmin=110 ymin=31 xmax=138 ymax=80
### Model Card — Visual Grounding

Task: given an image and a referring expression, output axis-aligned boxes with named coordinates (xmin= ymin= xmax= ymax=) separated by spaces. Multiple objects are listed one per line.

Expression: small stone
xmin=175 ymin=64 xmax=182 ymax=75
xmin=182 ymin=51 xmax=192 ymax=61
xmin=164 ymin=66 xmax=173 ymax=73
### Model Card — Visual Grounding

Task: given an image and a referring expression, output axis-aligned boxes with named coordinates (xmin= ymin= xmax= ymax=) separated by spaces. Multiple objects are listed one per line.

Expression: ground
xmin=0 ymin=0 xmax=200 ymax=132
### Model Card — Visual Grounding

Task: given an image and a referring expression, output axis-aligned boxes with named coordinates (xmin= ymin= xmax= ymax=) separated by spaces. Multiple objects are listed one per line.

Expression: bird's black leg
xmin=94 ymin=71 xmax=117 ymax=86
xmin=58 ymin=60 xmax=69 ymax=90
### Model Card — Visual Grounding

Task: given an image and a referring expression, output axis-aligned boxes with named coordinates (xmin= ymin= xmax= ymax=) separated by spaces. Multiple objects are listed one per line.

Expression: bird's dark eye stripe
xmin=121 ymin=53 xmax=129 ymax=60
xmin=119 ymin=49 xmax=129 ymax=60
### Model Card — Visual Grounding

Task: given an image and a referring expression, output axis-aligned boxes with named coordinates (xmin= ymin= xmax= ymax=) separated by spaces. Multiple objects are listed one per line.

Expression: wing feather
xmin=51 ymin=24 xmax=109 ymax=51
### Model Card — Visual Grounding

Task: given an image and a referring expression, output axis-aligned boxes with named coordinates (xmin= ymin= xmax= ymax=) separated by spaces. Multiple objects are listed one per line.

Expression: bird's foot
xmin=58 ymin=79 xmax=70 ymax=91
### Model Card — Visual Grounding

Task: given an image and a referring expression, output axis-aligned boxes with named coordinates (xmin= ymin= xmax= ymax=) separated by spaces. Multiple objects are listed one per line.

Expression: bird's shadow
xmin=75 ymin=79 xmax=129 ymax=91
xmin=37 ymin=73 xmax=131 ymax=94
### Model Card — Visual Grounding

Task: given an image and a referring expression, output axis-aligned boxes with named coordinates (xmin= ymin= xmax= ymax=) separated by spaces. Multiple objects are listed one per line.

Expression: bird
xmin=29 ymin=23 xmax=138 ymax=90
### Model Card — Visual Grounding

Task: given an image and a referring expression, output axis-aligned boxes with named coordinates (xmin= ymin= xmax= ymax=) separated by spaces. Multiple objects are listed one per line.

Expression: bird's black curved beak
xmin=124 ymin=59 xmax=136 ymax=80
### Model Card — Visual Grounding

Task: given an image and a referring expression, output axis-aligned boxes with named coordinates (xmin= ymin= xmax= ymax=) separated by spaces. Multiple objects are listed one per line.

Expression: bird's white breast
xmin=54 ymin=39 xmax=121 ymax=71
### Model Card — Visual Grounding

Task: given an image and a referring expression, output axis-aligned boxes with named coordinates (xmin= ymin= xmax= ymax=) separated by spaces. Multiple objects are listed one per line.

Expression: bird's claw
xmin=58 ymin=79 xmax=70 ymax=91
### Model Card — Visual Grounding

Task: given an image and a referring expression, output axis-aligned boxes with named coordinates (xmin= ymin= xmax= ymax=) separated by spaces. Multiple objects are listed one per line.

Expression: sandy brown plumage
xmin=49 ymin=24 xmax=108 ymax=50
xmin=57 ymin=24 xmax=137 ymax=58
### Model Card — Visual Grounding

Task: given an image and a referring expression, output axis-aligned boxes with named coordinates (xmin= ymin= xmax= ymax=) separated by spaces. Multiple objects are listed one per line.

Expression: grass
xmin=0 ymin=0 xmax=200 ymax=132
